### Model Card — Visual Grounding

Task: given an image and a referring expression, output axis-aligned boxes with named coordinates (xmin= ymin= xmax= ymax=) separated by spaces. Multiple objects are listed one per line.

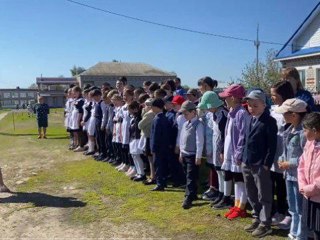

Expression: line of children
xmin=63 ymin=72 xmax=319 ymax=239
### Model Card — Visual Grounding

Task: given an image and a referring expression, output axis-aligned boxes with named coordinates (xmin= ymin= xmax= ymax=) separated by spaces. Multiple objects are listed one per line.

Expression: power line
xmin=65 ymin=0 xmax=287 ymax=47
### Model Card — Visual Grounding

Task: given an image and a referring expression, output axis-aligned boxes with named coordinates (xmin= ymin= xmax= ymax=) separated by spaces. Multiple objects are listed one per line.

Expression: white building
xmin=275 ymin=2 xmax=320 ymax=93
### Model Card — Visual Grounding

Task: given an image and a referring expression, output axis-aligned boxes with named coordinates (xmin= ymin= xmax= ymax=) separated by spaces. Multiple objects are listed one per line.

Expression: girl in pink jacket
xmin=298 ymin=112 xmax=320 ymax=240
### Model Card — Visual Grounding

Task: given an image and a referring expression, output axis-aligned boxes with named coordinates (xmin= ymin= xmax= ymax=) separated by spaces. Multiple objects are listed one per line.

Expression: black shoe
xmin=182 ymin=198 xmax=192 ymax=209
xmin=96 ymin=155 xmax=107 ymax=161
xmin=210 ymin=192 xmax=224 ymax=206
xmin=84 ymin=151 xmax=95 ymax=156
xmin=172 ymin=182 xmax=186 ymax=188
xmin=151 ymin=186 xmax=165 ymax=191
xmin=213 ymin=196 xmax=233 ymax=209
xmin=143 ymin=179 xmax=156 ymax=185
xmin=202 ymin=188 xmax=219 ymax=201
xmin=133 ymin=175 xmax=147 ymax=182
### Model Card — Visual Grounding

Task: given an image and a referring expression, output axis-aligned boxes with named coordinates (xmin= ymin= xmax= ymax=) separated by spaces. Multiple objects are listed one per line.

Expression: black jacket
xmin=242 ymin=109 xmax=277 ymax=168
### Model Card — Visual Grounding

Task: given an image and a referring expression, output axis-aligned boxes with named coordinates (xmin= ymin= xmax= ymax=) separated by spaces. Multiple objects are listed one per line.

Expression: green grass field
xmin=0 ymin=109 xmax=288 ymax=239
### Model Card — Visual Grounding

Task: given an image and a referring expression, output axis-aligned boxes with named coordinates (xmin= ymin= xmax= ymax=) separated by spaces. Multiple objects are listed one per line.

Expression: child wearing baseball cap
xmin=275 ymin=98 xmax=309 ymax=240
xmin=213 ymin=84 xmax=249 ymax=222
xmin=242 ymin=90 xmax=278 ymax=237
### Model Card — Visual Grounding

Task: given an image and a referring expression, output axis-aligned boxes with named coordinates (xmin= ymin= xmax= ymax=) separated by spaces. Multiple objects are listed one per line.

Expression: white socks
xmin=217 ymin=170 xmax=224 ymax=193
xmin=224 ymin=180 xmax=232 ymax=197
xmin=132 ymin=154 xmax=145 ymax=175
xmin=235 ymin=181 xmax=247 ymax=206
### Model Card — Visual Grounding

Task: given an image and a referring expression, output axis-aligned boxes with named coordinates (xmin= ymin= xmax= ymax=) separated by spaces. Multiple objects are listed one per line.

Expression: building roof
xmin=275 ymin=2 xmax=320 ymax=61
xmin=80 ymin=62 xmax=176 ymax=77
xmin=36 ymin=77 xmax=77 ymax=84
xmin=0 ymin=88 xmax=38 ymax=92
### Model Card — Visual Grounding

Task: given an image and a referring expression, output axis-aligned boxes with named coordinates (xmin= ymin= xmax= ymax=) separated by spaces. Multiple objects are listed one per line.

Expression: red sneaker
xmin=224 ymin=207 xmax=237 ymax=218
xmin=227 ymin=208 xmax=247 ymax=220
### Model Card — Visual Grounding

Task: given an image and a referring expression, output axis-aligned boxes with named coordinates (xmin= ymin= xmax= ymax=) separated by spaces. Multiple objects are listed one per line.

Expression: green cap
xmin=197 ymin=91 xmax=224 ymax=110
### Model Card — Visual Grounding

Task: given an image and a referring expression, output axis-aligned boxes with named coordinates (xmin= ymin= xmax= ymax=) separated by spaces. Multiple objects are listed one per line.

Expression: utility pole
xmin=254 ymin=24 xmax=260 ymax=83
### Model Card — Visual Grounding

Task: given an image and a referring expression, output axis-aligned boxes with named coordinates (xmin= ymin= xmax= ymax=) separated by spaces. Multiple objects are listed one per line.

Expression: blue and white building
xmin=275 ymin=2 xmax=320 ymax=93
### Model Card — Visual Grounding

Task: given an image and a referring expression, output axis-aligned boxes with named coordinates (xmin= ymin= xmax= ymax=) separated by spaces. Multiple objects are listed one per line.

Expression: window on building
xmin=298 ymin=70 xmax=306 ymax=88
xmin=14 ymin=100 xmax=19 ymax=105
xmin=12 ymin=92 xmax=19 ymax=98
xmin=27 ymin=92 xmax=35 ymax=98
xmin=3 ymin=92 xmax=10 ymax=98
xmin=3 ymin=100 xmax=12 ymax=105
xmin=20 ymin=92 xmax=26 ymax=98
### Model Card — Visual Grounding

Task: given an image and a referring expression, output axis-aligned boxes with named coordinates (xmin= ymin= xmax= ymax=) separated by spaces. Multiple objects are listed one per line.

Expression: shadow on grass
xmin=0 ymin=132 xmax=39 ymax=136
xmin=0 ymin=192 xmax=86 ymax=208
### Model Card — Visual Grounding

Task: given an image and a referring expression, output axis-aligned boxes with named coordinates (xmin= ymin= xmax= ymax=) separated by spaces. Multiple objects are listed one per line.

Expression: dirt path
xmin=0 ymin=114 xmax=166 ymax=240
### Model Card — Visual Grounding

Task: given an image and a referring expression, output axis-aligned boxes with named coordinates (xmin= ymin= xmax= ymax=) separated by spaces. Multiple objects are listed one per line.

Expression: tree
xmin=70 ymin=65 xmax=86 ymax=76
xmin=28 ymin=83 xmax=38 ymax=89
xmin=240 ymin=49 xmax=281 ymax=93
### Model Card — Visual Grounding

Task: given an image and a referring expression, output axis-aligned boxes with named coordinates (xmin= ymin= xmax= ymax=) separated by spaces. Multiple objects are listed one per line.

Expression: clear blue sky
xmin=0 ymin=0 xmax=319 ymax=88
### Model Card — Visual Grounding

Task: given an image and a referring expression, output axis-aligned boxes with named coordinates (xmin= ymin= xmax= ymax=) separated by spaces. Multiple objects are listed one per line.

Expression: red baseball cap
xmin=219 ymin=84 xmax=246 ymax=99
xmin=172 ymin=95 xmax=185 ymax=105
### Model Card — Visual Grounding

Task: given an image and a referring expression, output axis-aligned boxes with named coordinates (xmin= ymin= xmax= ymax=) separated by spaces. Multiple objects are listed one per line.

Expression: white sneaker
xmin=272 ymin=213 xmax=285 ymax=226
xmin=288 ymin=233 xmax=296 ymax=239
xmin=74 ymin=146 xmax=85 ymax=152
xmin=119 ymin=164 xmax=129 ymax=172
xmin=278 ymin=216 xmax=292 ymax=230
xmin=115 ymin=163 xmax=124 ymax=170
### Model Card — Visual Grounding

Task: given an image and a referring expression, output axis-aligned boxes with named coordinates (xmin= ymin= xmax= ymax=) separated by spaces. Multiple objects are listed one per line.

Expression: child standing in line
xmin=197 ymin=91 xmax=228 ymax=209
xmin=269 ymin=81 xmax=294 ymax=228
xmin=276 ymin=98 xmax=309 ymax=240
xmin=242 ymin=90 xmax=277 ymax=238
xmin=138 ymin=98 xmax=156 ymax=185
xmin=92 ymin=89 xmax=108 ymax=161
xmin=128 ymin=101 xmax=146 ymax=181
xmin=112 ymin=95 xmax=124 ymax=167
xmin=119 ymin=90 xmax=135 ymax=176
xmin=105 ymin=89 xmax=118 ymax=163
xmin=34 ymin=96 xmax=50 ymax=139
xmin=150 ymin=99 xmax=171 ymax=191
xmin=64 ymin=88 xmax=74 ymax=149
xmin=214 ymin=85 xmax=249 ymax=221
xmin=179 ymin=101 xmax=204 ymax=209
xmin=80 ymin=88 xmax=93 ymax=152
xmin=299 ymin=112 xmax=320 ymax=240
xmin=84 ymin=89 xmax=97 ymax=156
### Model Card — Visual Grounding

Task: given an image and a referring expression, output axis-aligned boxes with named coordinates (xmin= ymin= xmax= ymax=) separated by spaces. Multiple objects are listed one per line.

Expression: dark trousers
xmin=113 ymin=142 xmax=122 ymax=163
xmin=95 ymin=123 xmax=106 ymax=156
xmin=182 ymin=155 xmax=199 ymax=201
xmin=81 ymin=130 xmax=88 ymax=147
xmin=105 ymin=131 xmax=114 ymax=158
xmin=168 ymin=149 xmax=185 ymax=185
xmin=208 ymin=164 xmax=219 ymax=189
xmin=122 ymin=144 xmax=130 ymax=165
xmin=271 ymin=171 xmax=288 ymax=215
xmin=242 ymin=164 xmax=273 ymax=227
xmin=154 ymin=153 xmax=168 ymax=188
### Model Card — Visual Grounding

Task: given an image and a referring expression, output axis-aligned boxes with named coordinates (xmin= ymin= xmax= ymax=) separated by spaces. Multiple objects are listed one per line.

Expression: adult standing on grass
xmin=34 ymin=96 xmax=50 ymax=139
xmin=0 ymin=168 xmax=10 ymax=192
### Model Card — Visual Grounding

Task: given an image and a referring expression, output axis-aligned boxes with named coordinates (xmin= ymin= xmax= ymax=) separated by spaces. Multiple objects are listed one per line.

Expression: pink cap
xmin=219 ymin=84 xmax=246 ymax=99
xmin=172 ymin=95 xmax=185 ymax=105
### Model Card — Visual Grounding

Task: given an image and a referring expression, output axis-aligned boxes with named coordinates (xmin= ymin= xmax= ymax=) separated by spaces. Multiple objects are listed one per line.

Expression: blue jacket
xmin=165 ymin=110 xmax=177 ymax=147
xmin=282 ymin=124 xmax=306 ymax=181
xmin=243 ymin=109 xmax=278 ymax=168
xmin=150 ymin=112 xmax=171 ymax=154
xmin=296 ymin=89 xmax=316 ymax=111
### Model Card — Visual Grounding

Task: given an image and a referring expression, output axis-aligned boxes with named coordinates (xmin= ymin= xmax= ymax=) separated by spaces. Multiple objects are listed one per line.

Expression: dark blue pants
xmin=105 ymin=131 xmax=114 ymax=158
xmin=95 ymin=123 xmax=106 ymax=156
xmin=168 ymin=149 xmax=185 ymax=185
xmin=182 ymin=155 xmax=199 ymax=201
xmin=154 ymin=153 xmax=168 ymax=188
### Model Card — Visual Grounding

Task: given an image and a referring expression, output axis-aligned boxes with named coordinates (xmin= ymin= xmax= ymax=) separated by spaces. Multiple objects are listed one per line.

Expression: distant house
xmin=275 ymin=2 xmax=320 ymax=93
xmin=36 ymin=77 xmax=77 ymax=108
xmin=77 ymin=62 xmax=176 ymax=87
xmin=0 ymin=87 xmax=37 ymax=109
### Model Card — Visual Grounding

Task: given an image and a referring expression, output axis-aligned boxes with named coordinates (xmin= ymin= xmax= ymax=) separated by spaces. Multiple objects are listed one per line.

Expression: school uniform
xmin=64 ymin=98 xmax=73 ymax=130
xmin=112 ymin=106 xmax=123 ymax=164
xmin=105 ymin=103 xmax=115 ymax=160
xmin=150 ymin=112 xmax=171 ymax=189
xmin=120 ymin=104 xmax=132 ymax=166
xmin=87 ymin=101 xmax=97 ymax=137
xmin=82 ymin=100 xmax=93 ymax=132
xmin=242 ymin=109 xmax=277 ymax=228
xmin=94 ymin=100 xmax=108 ymax=159
xmin=180 ymin=117 xmax=204 ymax=201
xmin=166 ymin=110 xmax=185 ymax=186
xmin=129 ymin=114 xmax=145 ymax=178
xmin=70 ymin=97 xmax=84 ymax=131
